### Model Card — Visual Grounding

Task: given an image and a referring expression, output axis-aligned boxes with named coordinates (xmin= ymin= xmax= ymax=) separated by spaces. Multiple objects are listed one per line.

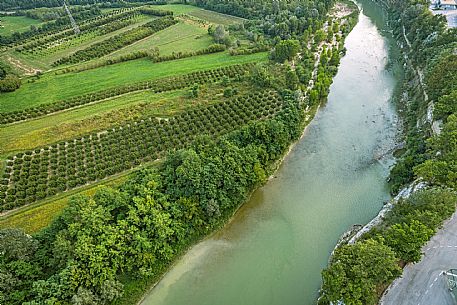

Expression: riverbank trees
xmin=0 ymin=94 xmax=304 ymax=304
xmin=387 ymin=0 xmax=457 ymax=192
xmin=319 ymin=188 xmax=457 ymax=305
xmin=321 ymin=239 xmax=401 ymax=305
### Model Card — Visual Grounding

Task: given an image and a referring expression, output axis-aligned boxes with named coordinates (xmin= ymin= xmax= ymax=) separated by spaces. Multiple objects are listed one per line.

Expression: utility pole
xmin=63 ymin=0 xmax=80 ymax=35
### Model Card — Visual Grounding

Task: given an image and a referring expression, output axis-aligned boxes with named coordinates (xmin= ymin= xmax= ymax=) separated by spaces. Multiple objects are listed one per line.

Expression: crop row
xmin=22 ymin=13 xmax=143 ymax=56
xmin=0 ymin=6 xmax=102 ymax=47
xmin=16 ymin=8 xmax=142 ymax=53
xmin=53 ymin=16 xmax=178 ymax=66
xmin=0 ymin=90 xmax=283 ymax=210
xmin=0 ymin=63 xmax=254 ymax=125
xmin=57 ymin=44 xmax=227 ymax=75
xmin=14 ymin=6 xmax=171 ymax=53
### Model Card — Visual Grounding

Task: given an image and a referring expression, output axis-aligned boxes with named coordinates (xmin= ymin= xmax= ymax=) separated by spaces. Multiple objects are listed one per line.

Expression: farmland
xmin=0 ymin=2 xmax=269 ymax=211
xmin=0 ymin=0 xmax=345 ymax=229
xmin=0 ymin=52 xmax=266 ymax=112
xmin=0 ymin=16 xmax=42 ymax=36
xmin=107 ymin=21 xmax=213 ymax=57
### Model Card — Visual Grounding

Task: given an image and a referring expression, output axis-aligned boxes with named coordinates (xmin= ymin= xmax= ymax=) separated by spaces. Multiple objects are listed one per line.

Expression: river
xmin=140 ymin=2 xmax=402 ymax=305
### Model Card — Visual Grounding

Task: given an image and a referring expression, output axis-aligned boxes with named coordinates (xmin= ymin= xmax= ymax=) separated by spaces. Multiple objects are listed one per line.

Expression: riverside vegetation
xmin=319 ymin=0 xmax=457 ymax=304
xmin=0 ymin=0 xmax=359 ymax=304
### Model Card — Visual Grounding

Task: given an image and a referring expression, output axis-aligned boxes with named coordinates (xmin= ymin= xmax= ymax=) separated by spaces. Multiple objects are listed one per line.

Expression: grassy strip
xmin=188 ymin=9 xmax=246 ymax=25
xmin=0 ymin=52 xmax=267 ymax=112
xmin=105 ymin=21 xmax=212 ymax=58
xmin=0 ymin=172 xmax=131 ymax=234
xmin=0 ymin=90 xmax=186 ymax=158
xmin=53 ymin=16 xmax=178 ymax=66
xmin=151 ymin=4 xmax=246 ymax=24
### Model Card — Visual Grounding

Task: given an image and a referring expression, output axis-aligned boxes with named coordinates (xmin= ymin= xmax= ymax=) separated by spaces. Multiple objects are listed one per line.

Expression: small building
xmin=434 ymin=0 xmax=457 ymax=10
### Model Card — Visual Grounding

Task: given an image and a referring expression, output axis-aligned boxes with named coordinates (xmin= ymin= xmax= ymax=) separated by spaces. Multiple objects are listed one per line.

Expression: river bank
xmin=139 ymin=3 xmax=402 ymax=305
xmin=134 ymin=5 xmax=357 ymax=304
xmin=319 ymin=0 xmax=457 ymax=303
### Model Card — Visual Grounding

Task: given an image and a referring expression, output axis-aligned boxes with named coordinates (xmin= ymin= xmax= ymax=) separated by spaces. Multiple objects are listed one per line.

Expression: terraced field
xmin=0 ymin=3 xmax=278 ymax=232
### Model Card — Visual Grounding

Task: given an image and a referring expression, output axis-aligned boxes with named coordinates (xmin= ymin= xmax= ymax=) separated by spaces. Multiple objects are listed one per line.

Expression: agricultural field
xmin=106 ymin=21 xmax=213 ymax=57
xmin=0 ymin=2 xmax=275 ymax=224
xmin=189 ymin=9 xmax=246 ymax=25
xmin=154 ymin=4 xmax=246 ymax=24
xmin=0 ymin=52 xmax=266 ymax=112
xmin=0 ymin=16 xmax=42 ymax=36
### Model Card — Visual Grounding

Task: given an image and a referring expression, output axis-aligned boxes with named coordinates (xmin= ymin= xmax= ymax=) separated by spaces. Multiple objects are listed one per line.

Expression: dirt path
xmin=331 ymin=2 xmax=354 ymax=19
xmin=6 ymin=55 xmax=41 ymax=76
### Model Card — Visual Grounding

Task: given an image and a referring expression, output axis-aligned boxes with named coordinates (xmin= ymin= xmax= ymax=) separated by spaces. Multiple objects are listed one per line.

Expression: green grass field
xmin=107 ymin=21 xmax=213 ymax=57
xmin=189 ymin=9 xmax=246 ymax=25
xmin=150 ymin=4 xmax=199 ymax=15
xmin=0 ymin=16 xmax=42 ymax=36
xmin=0 ymin=173 xmax=130 ymax=234
xmin=0 ymin=52 xmax=267 ymax=112
xmin=151 ymin=4 xmax=245 ymax=24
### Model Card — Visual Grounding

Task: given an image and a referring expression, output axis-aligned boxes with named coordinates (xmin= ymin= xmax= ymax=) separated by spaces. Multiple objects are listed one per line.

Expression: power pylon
xmin=63 ymin=0 xmax=80 ymax=35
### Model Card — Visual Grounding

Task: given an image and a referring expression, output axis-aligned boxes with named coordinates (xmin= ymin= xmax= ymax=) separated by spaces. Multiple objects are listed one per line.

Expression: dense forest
xmin=319 ymin=0 xmax=457 ymax=304
xmin=192 ymin=0 xmax=333 ymax=39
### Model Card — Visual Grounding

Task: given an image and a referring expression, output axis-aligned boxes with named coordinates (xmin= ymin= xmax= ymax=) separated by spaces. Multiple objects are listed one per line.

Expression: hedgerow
xmin=53 ymin=16 xmax=178 ymax=66
xmin=57 ymin=44 xmax=227 ymax=75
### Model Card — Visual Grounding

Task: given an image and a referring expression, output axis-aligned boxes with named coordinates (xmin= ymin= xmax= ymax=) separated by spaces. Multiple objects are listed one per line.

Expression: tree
xmin=0 ymin=229 xmax=41 ymax=305
xmin=0 ymin=229 xmax=37 ymax=261
xmin=223 ymin=87 xmax=237 ymax=97
xmin=434 ymin=90 xmax=457 ymax=119
xmin=0 ymin=74 xmax=21 ymax=92
xmin=188 ymin=83 xmax=199 ymax=98
xmin=285 ymin=69 xmax=299 ymax=90
xmin=314 ymin=29 xmax=326 ymax=43
xmin=209 ymin=25 xmax=231 ymax=46
xmin=414 ymin=114 xmax=457 ymax=188
xmin=320 ymin=239 xmax=401 ymax=305
xmin=271 ymin=39 xmax=300 ymax=62
xmin=383 ymin=220 xmax=434 ymax=262
xmin=249 ymin=65 xmax=273 ymax=88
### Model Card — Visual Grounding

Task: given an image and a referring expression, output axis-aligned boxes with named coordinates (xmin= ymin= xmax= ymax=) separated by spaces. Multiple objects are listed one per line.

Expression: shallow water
xmin=140 ymin=3 xmax=402 ymax=305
